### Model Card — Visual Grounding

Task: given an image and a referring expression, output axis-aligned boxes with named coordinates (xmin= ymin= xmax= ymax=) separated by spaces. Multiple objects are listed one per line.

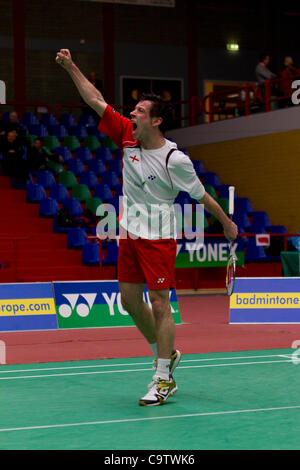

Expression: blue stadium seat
xmin=55 ymin=146 xmax=72 ymax=162
xmin=267 ymin=225 xmax=287 ymax=234
xmin=108 ymin=159 xmax=122 ymax=176
xmin=60 ymin=113 xmax=77 ymax=129
xmin=36 ymin=170 xmax=56 ymax=189
xmin=202 ymin=172 xmax=221 ymax=187
xmin=30 ymin=124 xmax=49 ymax=138
xmin=70 ymin=125 xmax=88 ymax=141
xmin=248 ymin=225 xmax=267 ymax=234
xmin=102 ymin=241 xmax=118 ymax=265
xmin=67 ymin=227 xmax=87 ymax=249
xmin=101 ymin=171 xmax=120 ymax=188
xmin=192 ymin=160 xmax=206 ymax=175
xmin=232 ymin=212 xmax=251 ymax=231
xmin=95 ymin=147 xmax=113 ymax=163
xmin=235 ymin=197 xmax=254 ymax=214
xmin=217 ymin=184 xmax=235 ymax=198
xmin=245 ymin=238 xmax=267 ymax=262
xmin=79 ymin=114 xmax=96 ymax=127
xmin=63 ymin=197 xmax=83 ymax=217
xmin=115 ymin=149 xmax=122 ymax=160
xmin=39 ymin=197 xmax=60 ymax=218
xmin=26 ymin=182 xmax=47 ymax=202
xmin=75 ymin=146 xmax=93 ymax=162
xmin=94 ymin=184 xmax=113 ymax=202
xmin=79 ymin=170 xmax=99 ymax=189
xmin=50 ymin=124 xmax=69 ymax=140
xmin=41 ymin=113 xmax=59 ymax=127
xmin=49 ymin=183 xmax=70 ymax=202
xmin=82 ymin=242 xmax=100 ymax=266
xmin=88 ymin=126 xmax=106 ymax=141
xmin=67 ymin=158 xmax=85 ymax=176
xmin=88 ymin=159 xmax=106 ymax=176
xmin=22 ymin=112 xmax=39 ymax=127
xmin=251 ymin=211 xmax=271 ymax=228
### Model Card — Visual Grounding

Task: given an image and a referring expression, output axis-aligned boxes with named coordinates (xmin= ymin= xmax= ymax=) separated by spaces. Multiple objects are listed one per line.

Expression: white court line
xmin=0 ymin=359 xmax=292 ymax=380
xmin=0 ymin=353 xmax=291 ymax=375
xmin=1 ymin=404 xmax=300 ymax=433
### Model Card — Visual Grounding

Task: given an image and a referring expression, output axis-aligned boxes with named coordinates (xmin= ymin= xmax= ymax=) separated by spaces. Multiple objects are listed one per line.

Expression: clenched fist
xmin=55 ymin=49 xmax=72 ymax=71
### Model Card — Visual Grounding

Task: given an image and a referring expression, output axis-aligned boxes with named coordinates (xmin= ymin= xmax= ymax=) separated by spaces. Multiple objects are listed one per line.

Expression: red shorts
xmin=118 ymin=234 xmax=177 ymax=290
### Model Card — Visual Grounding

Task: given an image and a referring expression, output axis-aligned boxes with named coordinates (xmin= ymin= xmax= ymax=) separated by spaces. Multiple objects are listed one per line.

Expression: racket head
xmin=226 ymin=253 xmax=236 ymax=296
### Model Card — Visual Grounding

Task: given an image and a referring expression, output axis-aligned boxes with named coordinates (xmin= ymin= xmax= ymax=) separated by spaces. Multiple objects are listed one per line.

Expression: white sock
xmin=155 ymin=358 xmax=171 ymax=380
xmin=149 ymin=343 xmax=158 ymax=358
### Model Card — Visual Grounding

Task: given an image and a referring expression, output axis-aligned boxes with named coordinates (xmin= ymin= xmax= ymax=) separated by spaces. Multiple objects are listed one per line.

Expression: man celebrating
xmin=56 ymin=49 xmax=237 ymax=406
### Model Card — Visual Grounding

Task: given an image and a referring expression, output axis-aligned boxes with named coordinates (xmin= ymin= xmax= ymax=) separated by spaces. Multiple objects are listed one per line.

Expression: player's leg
xmin=119 ymin=281 xmax=156 ymax=345
xmin=148 ymin=288 xmax=175 ymax=360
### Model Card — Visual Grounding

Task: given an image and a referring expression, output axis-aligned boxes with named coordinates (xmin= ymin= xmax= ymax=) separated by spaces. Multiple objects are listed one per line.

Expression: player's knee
xmin=149 ymin=295 xmax=170 ymax=320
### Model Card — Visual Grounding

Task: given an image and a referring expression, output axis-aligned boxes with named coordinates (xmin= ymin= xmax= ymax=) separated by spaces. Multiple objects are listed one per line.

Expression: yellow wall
xmin=187 ymin=130 xmax=300 ymax=233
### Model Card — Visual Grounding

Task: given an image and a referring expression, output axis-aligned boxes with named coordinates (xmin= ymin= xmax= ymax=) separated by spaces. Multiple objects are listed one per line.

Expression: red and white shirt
xmin=98 ymin=105 xmax=205 ymax=239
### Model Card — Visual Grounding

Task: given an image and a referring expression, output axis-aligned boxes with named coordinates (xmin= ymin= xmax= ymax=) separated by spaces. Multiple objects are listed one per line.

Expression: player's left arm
xmin=198 ymin=192 xmax=238 ymax=241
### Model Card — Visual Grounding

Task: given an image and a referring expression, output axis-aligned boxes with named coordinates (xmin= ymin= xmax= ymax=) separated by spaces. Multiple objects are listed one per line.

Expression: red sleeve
xmin=98 ymin=105 xmax=136 ymax=150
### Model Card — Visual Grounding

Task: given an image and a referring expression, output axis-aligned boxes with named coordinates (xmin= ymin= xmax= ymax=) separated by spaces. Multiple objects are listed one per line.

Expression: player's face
xmin=130 ymin=100 xmax=161 ymax=140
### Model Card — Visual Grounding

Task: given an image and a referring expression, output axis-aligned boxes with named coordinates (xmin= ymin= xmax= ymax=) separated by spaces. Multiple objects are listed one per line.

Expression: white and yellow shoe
xmin=139 ymin=376 xmax=177 ymax=406
xmin=170 ymin=349 xmax=182 ymax=375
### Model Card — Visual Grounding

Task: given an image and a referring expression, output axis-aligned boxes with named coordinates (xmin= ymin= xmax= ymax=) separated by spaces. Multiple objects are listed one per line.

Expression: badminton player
xmin=56 ymin=49 xmax=238 ymax=406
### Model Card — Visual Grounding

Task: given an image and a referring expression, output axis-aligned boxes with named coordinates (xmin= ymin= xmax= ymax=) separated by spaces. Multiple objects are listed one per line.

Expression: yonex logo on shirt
xmin=157 ymin=278 xmax=165 ymax=284
xmin=148 ymin=175 xmax=156 ymax=180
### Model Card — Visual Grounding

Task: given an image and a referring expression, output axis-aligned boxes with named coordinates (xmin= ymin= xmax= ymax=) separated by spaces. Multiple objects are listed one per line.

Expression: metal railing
xmin=1 ymin=75 xmax=300 ymax=130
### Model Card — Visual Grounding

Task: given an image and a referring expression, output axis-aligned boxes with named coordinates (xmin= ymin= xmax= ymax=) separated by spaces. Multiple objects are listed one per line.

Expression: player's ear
xmin=151 ymin=116 xmax=163 ymax=129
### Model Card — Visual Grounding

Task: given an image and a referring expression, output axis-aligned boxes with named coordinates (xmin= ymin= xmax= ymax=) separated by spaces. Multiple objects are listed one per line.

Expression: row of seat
xmin=2 ymin=111 xmax=97 ymax=129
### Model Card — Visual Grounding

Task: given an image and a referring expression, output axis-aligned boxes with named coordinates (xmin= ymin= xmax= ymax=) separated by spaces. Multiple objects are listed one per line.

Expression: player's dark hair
xmin=139 ymin=92 xmax=174 ymax=134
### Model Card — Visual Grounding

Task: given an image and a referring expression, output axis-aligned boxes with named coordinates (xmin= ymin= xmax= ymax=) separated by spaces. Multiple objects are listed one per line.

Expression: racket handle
xmin=228 ymin=186 xmax=235 ymax=218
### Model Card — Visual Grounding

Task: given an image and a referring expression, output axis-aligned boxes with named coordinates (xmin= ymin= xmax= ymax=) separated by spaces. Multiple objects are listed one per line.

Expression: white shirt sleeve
xmin=168 ymin=151 xmax=205 ymax=200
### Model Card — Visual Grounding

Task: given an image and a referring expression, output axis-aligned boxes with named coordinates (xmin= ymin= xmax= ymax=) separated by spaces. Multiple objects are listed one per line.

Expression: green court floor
xmin=0 ymin=348 xmax=300 ymax=450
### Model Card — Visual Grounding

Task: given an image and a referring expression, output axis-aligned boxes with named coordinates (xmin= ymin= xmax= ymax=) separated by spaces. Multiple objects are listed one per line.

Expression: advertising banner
xmin=229 ymin=277 xmax=300 ymax=323
xmin=0 ymin=283 xmax=58 ymax=331
xmin=175 ymin=237 xmax=244 ymax=268
xmin=53 ymin=280 xmax=181 ymax=329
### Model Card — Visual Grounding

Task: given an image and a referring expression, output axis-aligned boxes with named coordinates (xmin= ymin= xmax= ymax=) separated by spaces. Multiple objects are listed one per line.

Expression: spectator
xmin=255 ymin=53 xmax=277 ymax=84
xmin=26 ymin=137 xmax=64 ymax=175
xmin=26 ymin=138 xmax=49 ymax=172
xmin=279 ymin=56 xmax=300 ymax=107
xmin=1 ymin=130 xmax=28 ymax=184
xmin=255 ymin=53 xmax=277 ymax=109
xmin=3 ymin=111 xmax=27 ymax=144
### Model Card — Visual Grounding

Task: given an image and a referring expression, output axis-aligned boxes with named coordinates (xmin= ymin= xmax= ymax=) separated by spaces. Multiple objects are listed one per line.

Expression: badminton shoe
xmin=170 ymin=349 xmax=182 ymax=375
xmin=139 ymin=376 xmax=177 ymax=406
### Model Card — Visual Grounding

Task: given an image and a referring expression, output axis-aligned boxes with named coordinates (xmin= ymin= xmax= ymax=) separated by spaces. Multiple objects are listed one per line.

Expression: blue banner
xmin=229 ymin=277 xmax=300 ymax=323
xmin=0 ymin=283 xmax=58 ymax=331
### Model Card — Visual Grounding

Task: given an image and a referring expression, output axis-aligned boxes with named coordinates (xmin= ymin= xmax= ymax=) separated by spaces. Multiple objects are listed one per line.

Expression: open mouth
xmin=132 ymin=122 xmax=137 ymax=130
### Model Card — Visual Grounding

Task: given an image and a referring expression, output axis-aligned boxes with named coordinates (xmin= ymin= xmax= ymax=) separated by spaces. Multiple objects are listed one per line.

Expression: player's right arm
xmin=55 ymin=49 xmax=107 ymax=117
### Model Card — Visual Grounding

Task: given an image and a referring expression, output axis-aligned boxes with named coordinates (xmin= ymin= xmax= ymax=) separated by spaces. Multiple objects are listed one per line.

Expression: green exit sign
xmin=227 ymin=43 xmax=239 ymax=51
